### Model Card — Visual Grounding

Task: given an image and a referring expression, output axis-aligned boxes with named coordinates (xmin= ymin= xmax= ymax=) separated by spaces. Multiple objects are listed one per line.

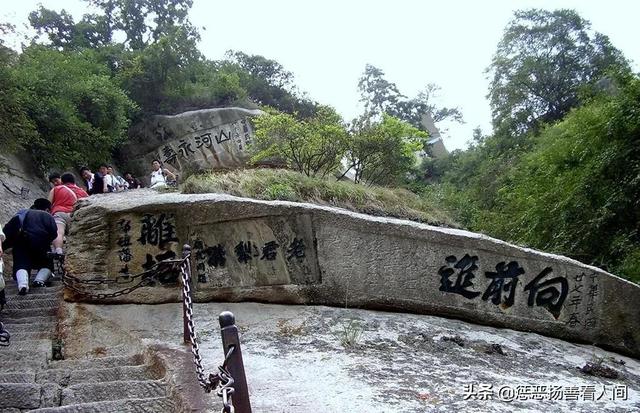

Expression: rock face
xmin=82 ymin=301 xmax=640 ymax=412
xmin=0 ymin=152 xmax=48 ymax=225
xmin=66 ymin=190 xmax=640 ymax=358
xmin=121 ymin=107 xmax=262 ymax=184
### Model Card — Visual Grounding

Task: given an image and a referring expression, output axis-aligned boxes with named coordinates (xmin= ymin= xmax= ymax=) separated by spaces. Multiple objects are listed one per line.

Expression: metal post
xmin=219 ymin=311 xmax=252 ymax=413
xmin=182 ymin=244 xmax=192 ymax=344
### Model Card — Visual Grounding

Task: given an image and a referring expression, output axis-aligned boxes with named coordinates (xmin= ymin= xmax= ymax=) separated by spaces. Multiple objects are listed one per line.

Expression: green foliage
xmin=181 ymin=168 xmax=455 ymax=226
xmin=333 ymin=319 xmax=364 ymax=348
xmin=31 ymin=0 xmax=195 ymax=51
xmin=115 ymin=25 xmax=202 ymax=114
xmin=487 ymin=76 xmax=640 ymax=279
xmin=0 ymin=36 xmax=38 ymax=151
xmin=29 ymin=6 xmax=112 ymax=49
xmin=488 ymin=8 xmax=630 ymax=136
xmin=223 ymin=50 xmax=319 ymax=117
xmin=12 ymin=46 xmax=136 ymax=170
xmin=250 ymin=107 xmax=348 ymax=177
xmin=357 ymin=64 xmax=463 ymax=129
xmin=429 ymin=74 xmax=640 ymax=282
xmin=345 ymin=114 xmax=427 ymax=186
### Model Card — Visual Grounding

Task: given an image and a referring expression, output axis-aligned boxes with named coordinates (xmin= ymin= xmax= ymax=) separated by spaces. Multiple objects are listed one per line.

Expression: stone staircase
xmin=0 ymin=276 xmax=176 ymax=412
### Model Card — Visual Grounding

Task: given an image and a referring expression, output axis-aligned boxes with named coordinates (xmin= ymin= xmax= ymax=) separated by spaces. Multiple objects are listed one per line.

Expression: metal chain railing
xmin=54 ymin=255 xmax=184 ymax=300
xmin=179 ymin=249 xmax=251 ymax=413
xmin=0 ymin=322 xmax=10 ymax=347
xmin=51 ymin=247 xmax=251 ymax=413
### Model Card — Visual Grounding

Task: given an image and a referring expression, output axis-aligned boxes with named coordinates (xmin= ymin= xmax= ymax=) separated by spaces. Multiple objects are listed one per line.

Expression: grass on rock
xmin=181 ymin=168 xmax=456 ymax=227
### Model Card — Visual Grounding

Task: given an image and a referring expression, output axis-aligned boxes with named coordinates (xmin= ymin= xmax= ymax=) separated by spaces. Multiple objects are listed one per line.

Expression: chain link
xmin=51 ymin=251 xmax=236 ymax=412
xmin=54 ymin=254 xmax=184 ymax=300
xmin=179 ymin=254 xmax=237 ymax=413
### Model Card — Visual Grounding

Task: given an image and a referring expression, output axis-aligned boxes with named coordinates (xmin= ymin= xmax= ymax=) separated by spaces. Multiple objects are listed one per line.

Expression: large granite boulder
xmin=121 ymin=107 xmax=262 ymax=184
xmin=0 ymin=152 xmax=48 ymax=225
xmin=66 ymin=190 xmax=640 ymax=358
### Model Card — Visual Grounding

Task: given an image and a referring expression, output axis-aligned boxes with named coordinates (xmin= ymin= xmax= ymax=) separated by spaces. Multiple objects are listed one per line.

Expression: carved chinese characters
xmin=190 ymin=215 xmax=320 ymax=288
xmin=437 ymin=254 xmax=598 ymax=326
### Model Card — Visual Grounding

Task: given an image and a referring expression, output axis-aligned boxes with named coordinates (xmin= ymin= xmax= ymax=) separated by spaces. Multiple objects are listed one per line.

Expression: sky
xmin=2 ymin=0 xmax=639 ymax=150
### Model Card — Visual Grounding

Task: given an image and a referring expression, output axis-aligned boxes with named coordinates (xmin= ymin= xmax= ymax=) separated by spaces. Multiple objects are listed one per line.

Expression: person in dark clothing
xmin=80 ymin=166 xmax=106 ymax=195
xmin=2 ymin=199 xmax=58 ymax=295
xmin=124 ymin=172 xmax=143 ymax=189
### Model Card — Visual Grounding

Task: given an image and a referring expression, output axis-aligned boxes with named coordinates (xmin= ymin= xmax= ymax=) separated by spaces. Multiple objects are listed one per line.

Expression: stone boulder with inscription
xmin=65 ymin=190 xmax=640 ymax=358
xmin=120 ymin=107 xmax=263 ymax=184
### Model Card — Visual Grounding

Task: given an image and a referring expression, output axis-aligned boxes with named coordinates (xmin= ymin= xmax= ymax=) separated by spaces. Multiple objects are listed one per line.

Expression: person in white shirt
xmin=150 ymin=159 xmax=176 ymax=189
xmin=107 ymin=166 xmax=128 ymax=191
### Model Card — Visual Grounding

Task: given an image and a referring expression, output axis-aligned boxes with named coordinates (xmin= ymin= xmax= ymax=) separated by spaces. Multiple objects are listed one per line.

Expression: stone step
xmin=3 ymin=285 xmax=64 ymax=295
xmin=0 ymin=372 xmax=36 ymax=383
xmin=5 ymin=329 xmax=53 ymax=341
xmin=48 ymin=354 xmax=145 ymax=371
xmin=1 ymin=359 xmax=48 ymax=373
xmin=7 ymin=330 xmax=53 ymax=340
xmin=4 ymin=291 xmax=62 ymax=301
xmin=0 ymin=314 xmax=57 ymax=325
xmin=3 ymin=298 xmax=60 ymax=310
xmin=0 ymin=339 xmax=52 ymax=361
xmin=60 ymin=380 xmax=167 ymax=405
xmin=0 ymin=382 xmax=42 ymax=410
xmin=29 ymin=396 xmax=176 ymax=413
xmin=1 ymin=306 xmax=58 ymax=318
xmin=38 ymin=365 xmax=158 ymax=386
xmin=1 ymin=321 xmax=56 ymax=332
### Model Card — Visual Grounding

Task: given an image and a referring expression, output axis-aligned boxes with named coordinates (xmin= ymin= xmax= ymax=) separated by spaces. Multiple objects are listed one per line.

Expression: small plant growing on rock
xmin=579 ymin=356 xmax=621 ymax=379
xmin=335 ymin=319 xmax=364 ymax=348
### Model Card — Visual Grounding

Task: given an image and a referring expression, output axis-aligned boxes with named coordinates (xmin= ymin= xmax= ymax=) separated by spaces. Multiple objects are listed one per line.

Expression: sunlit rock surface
xmin=78 ymin=301 xmax=640 ymax=413
xmin=66 ymin=190 xmax=640 ymax=358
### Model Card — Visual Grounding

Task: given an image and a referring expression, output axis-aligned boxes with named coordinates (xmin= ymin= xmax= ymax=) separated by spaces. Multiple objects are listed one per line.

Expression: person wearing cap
xmin=1 ymin=199 xmax=58 ymax=294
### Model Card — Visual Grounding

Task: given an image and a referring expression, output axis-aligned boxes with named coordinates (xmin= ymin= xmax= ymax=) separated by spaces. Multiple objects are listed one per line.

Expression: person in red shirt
xmin=48 ymin=172 xmax=88 ymax=254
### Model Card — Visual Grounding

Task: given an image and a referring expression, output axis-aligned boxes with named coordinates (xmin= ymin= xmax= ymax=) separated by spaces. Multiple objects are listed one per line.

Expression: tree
xmin=115 ymin=25 xmax=202 ymax=113
xmin=88 ymin=0 xmax=194 ymax=50
xmin=29 ymin=6 xmax=112 ymax=49
xmin=0 ymin=24 xmax=38 ymax=151
xmin=343 ymin=114 xmax=427 ymax=186
xmin=357 ymin=64 xmax=463 ymax=130
xmin=487 ymin=8 xmax=629 ymax=136
xmin=493 ymin=74 xmax=640 ymax=281
xmin=12 ymin=46 xmax=137 ymax=170
xmin=29 ymin=0 xmax=196 ymax=51
xmin=223 ymin=50 xmax=319 ymax=117
xmin=250 ymin=106 xmax=348 ymax=177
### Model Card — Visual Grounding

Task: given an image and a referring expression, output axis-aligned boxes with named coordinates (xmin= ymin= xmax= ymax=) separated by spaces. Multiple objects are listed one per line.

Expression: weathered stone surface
xmin=60 ymin=380 xmax=166 ymax=405
xmin=0 ymin=339 xmax=52 ymax=360
xmin=0 ymin=383 xmax=42 ymax=409
xmin=66 ymin=191 xmax=640 ymax=357
xmin=2 ymin=306 xmax=58 ymax=318
xmin=84 ymin=301 xmax=640 ymax=413
xmin=40 ymin=382 xmax=62 ymax=408
xmin=0 ymin=372 xmax=36 ymax=383
xmin=29 ymin=397 xmax=176 ymax=413
xmin=0 ymin=151 xmax=48 ymax=225
xmin=121 ymin=107 xmax=262 ymax=184
xmin=47 ymin=354 xmax=144 ymax=371
xmin=4 ymin=298 xmax=60 ymax=310
xmin=37 ymin=365 xmax=156 ymax=385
